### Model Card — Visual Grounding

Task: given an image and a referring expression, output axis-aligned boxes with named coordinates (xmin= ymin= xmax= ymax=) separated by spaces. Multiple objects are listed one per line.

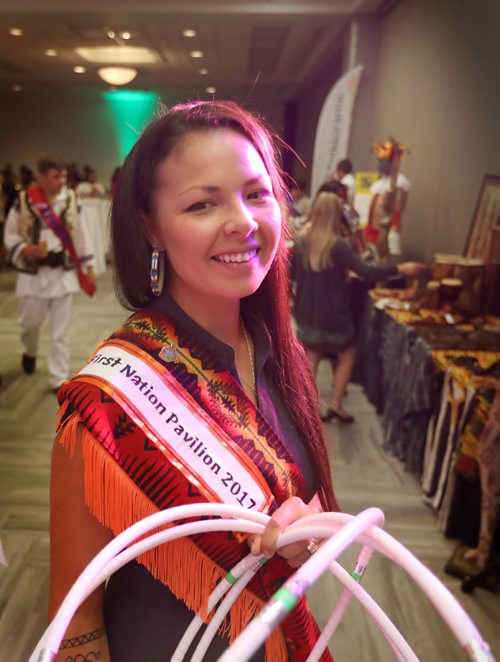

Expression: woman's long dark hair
xmin=111 ymin=100 xmax=338 ymax=512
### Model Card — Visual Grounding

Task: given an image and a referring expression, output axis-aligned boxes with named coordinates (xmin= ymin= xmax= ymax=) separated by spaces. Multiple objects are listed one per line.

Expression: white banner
xmin=310 ymin=64 xmax=363 ymax=198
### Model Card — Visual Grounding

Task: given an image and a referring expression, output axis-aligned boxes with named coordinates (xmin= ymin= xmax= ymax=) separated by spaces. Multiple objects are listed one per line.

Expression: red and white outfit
xmin=4 ymin=187 xmax=95 ymax=389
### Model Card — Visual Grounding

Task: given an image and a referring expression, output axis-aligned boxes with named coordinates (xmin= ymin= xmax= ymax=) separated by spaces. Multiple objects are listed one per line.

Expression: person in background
xmin=1 ymin=163 xmax=19 ymax=216
xmin=315 ymin=179 xmax=367 ymax=257
xmin=287 ymin=179 xmax=311 ymax=232
xmin=49 ymin=100 xmax=338 ymax=662
xmin=290 ymin=180 xmax=311 ymax=217
xmin=291 ymin=191 xmax=423 ymax=423
xmin=66 ymin=163 xmax=83 ymax=190
xmin=19 ymin=164 xmax=35 ymax=190
xmin=76 ymin=166 xmax=106 ymax=199
xmin=3 ymin=156 xmax=96 ymax=391
xmin=335 ymin=159 xmax=356 ymax=206
xmin=0 ymin=171 xmax=5 ymax=269
xmin=365 ymin=139 xmax=411 ymax=261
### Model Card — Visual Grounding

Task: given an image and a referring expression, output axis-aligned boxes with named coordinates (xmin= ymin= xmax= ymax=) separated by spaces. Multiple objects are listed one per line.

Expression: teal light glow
xmin=104 ymin=90 xmax=158 ymax=160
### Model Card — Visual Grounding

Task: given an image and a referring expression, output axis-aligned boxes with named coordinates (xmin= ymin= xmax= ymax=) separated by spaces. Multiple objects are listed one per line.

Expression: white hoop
xmin=31 ymin=505 xmax=494 ymax=662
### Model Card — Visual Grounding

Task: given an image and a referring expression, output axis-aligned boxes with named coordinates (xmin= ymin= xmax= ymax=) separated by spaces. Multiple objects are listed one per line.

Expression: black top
xmin=291 ymin=238 xmax=398 ymax=346
xmin=103 ymin=293 xmax=315 ymax=661
xmin=149 ymin=292 xmax=315 ymax=499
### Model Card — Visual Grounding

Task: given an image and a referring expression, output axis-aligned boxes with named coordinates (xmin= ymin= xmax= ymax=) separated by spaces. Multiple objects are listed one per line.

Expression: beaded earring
xmin=150 ymin=247 xmax=165 ymax=296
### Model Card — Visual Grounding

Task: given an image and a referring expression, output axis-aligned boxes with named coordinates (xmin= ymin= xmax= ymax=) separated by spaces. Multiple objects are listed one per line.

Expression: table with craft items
xmin=354 ymin=289 xmax=500 ymax=577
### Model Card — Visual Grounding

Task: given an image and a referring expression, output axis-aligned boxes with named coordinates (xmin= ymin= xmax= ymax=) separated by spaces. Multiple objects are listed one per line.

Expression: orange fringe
xmin=57 ymin=412 xmax=288 ymax=660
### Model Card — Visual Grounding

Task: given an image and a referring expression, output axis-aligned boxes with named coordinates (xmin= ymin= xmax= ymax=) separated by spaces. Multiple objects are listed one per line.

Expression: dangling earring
xmin=150 ymin=247 xmax=165 ymax=296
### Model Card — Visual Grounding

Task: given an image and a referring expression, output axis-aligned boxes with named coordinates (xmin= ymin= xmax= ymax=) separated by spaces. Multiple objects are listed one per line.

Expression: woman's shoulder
xmin=292 ymin=226 xmax=311 ymax=252
xmin=330 ymin=238 xmax=351 ymax=256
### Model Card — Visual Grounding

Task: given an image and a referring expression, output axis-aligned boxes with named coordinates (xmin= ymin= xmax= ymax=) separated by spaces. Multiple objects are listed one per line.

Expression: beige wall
xmin=290 ymin=0 xmax=500 ymax=262
xmin=0 ymin=89 xmax=283 ymax=189
xmin=0 ymin=91 xmax=127 ymax=189
xmin=373 ymin=0 xmax=500 ymax=259
xmin=368 ymin=0 xmax=500 ymax=260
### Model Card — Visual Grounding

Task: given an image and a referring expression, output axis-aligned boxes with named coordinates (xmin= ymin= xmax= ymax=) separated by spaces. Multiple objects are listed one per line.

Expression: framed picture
xmin=465 ymin=175 xmax=500 ymax=315
xmin=354 ymin=171 xmax=379 ymax=225
xmin=355 ymin=171 xmax=380 ymax=195
xmin=464 ymin=175 xmax=500 ymax=262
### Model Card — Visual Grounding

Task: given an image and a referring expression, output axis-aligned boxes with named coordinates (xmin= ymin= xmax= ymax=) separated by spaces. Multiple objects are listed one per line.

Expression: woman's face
xmin=149 ymin=128 xmax=281 ymax=308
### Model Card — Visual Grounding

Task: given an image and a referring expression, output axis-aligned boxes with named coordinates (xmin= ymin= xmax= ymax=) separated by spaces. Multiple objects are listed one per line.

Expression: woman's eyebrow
xmin=178 ymin=176 xmax=267 ymax=197
xmin=178 ymin=184 xmax=219 ymax=197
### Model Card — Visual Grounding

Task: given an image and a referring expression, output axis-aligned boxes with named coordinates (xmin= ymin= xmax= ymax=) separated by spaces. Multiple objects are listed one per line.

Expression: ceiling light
xmin=206 ymin=86 xmax=216 ymax=94
xmin=182 ymin=29 xmax=197 ymax=38
xmin=107 ymin=30 xmax=116 ymax=39
xmin=45 ymin=49 xmax=58 ymax=57
xmin=13 ymin=84 xmax=22 ymax=92
xmin=9 ymin=28 xmax=23 ymax=36
xmin=120 ymin=31 xmax=131 ymax=40
xmin=97 ymin=66 xmax=138 ymax=86
xmin=190 ymin=50 xmax=204 ymax=58
xmin=199 ymin=68 xmax=209 ymax=75
xmin=75 ymin=46 xmax=159 ymax=64
xmin=73 ymin=66 xmax=86 ymax=74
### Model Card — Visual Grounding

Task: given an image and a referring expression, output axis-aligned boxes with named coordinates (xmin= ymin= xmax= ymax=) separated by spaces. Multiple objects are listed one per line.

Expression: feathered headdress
xmin=371 ymin=136 xmax=410 ymax=161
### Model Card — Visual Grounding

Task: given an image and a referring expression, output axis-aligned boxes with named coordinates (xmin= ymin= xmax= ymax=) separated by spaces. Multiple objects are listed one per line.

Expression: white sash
xmin=76 ymin=342 xmax=272 ymax=512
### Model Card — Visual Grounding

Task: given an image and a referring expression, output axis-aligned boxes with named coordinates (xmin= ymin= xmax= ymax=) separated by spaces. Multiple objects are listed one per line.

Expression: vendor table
xmin=355 ymin=290 xmax=500 ymax=571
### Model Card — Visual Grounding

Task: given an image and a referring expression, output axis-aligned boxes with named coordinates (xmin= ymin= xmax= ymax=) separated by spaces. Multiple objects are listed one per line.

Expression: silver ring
xmin=307 ymin=539 xmax=319 ymax=555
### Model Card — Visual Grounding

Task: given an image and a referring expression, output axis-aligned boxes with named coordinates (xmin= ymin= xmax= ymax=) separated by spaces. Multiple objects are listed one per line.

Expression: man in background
xmin=4 ymin=157 xmax=95 ymax=391
xmin=365 ymin=140 xmax=411 ymax=260
xmin=336 ymin=158 xmax=356 ymax=206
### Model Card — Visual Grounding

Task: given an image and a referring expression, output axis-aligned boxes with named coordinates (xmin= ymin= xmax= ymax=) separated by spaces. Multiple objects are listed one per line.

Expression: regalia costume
xmin=56 ymin=293 xmax=334 ymax=662
xmin=4 ymin=185 xmax=95 ymax=388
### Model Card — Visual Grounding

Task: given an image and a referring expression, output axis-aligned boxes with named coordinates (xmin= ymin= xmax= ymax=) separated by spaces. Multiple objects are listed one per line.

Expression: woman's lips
xmin=212 ymin=248 xmax=259 ymax=264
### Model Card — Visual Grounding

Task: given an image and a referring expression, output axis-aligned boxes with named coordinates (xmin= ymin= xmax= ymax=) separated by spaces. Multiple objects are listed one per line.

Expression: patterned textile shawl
xmin=57 ymin=309 xmax=332 ymax=662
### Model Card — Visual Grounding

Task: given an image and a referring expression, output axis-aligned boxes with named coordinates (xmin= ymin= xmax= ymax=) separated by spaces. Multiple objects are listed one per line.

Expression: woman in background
xmin=291 ymin=191 xmax=423 ymax=423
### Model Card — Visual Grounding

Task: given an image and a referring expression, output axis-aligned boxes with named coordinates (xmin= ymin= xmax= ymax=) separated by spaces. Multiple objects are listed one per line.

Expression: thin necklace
xmin=160 ymin=319 xmax=257 ymax=397
xmin=240 ymin=320 xmax=256 ymax=394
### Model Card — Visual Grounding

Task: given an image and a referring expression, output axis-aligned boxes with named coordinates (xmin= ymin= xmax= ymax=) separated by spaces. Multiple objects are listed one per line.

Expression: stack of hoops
xmin=31 ymin=505 xmax=494 ymax=662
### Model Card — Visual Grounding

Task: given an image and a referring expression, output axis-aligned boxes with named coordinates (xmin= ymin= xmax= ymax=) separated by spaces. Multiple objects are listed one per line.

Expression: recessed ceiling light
xmin=199 ymin=68 xmax=209 ymax=75
xmin=206 ymin=86 xmax=216 ymax=94
xmin=45 ymin=49 xmax=58 ymax=57
xmin=13 ymin=84 xmax=22 ymax=92
xmin=107 ymin=30 xmax=116 ymax=39
xmin=182 ymin=29 xmax=197 ymax=38
xmin=190 ymin=50 xmax=204 ymax=58
xmin=120 ymin=32 xmax=131 ymax=40
xmin=9 ymin=28 xmax=23 ymax=37
xmin=75 ymin=46 xmax=160 ymax=64
xmin=73 ymin=66 xmax=86 ymax=74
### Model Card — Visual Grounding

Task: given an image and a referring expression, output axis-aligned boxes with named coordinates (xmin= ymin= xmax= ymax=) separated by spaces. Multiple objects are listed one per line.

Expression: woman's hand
xmin=248 ymin=496 xmax=320 ymax=568
xmin=397 ymin=261 xmax=426 ymax=277
xmin=86 ymin=265 xmax=96 ymax=286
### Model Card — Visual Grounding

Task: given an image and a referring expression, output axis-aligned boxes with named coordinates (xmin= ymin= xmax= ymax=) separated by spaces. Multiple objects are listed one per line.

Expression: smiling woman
xmin=49 ymin=100 xmax=338 ymax=662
